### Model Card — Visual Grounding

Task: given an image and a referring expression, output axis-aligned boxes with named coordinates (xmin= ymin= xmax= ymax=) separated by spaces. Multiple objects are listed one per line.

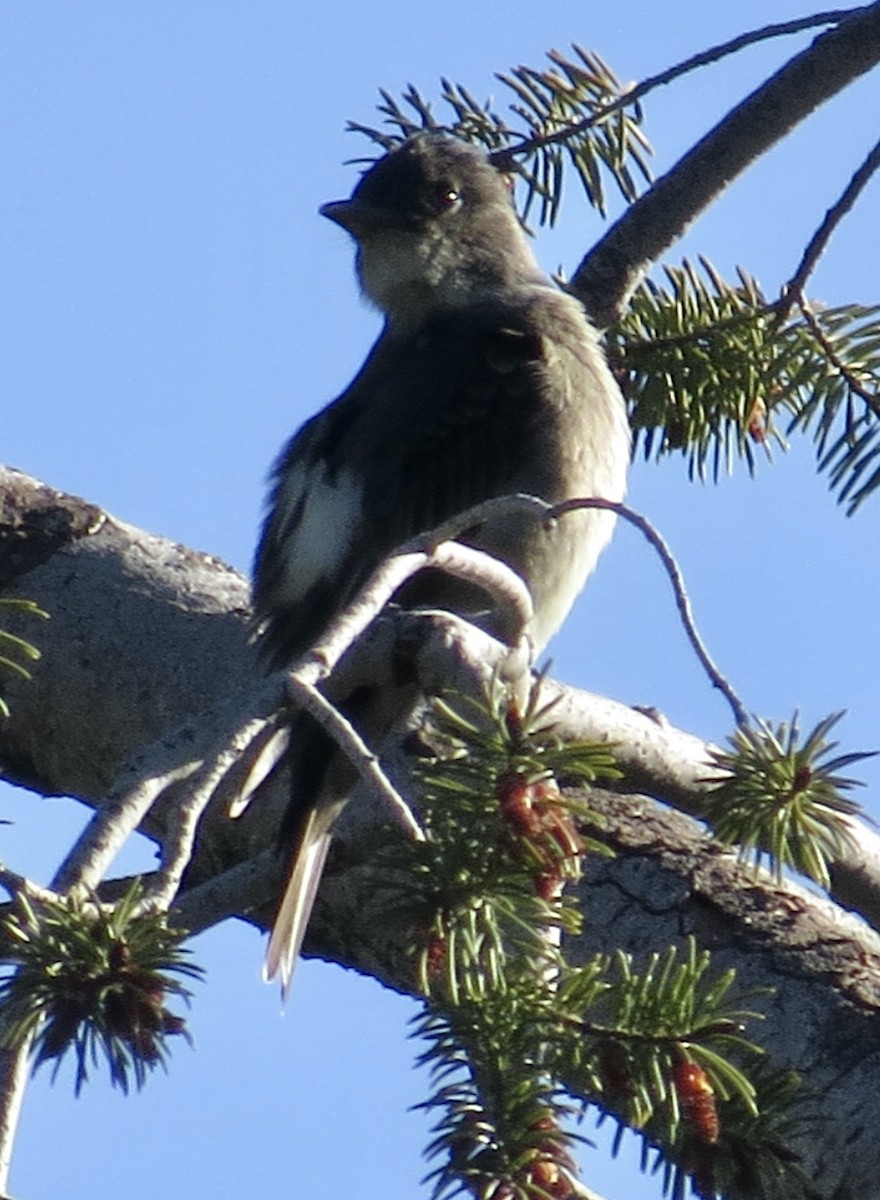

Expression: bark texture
xmin=4 ymin=465 xmax=880 ymax=1196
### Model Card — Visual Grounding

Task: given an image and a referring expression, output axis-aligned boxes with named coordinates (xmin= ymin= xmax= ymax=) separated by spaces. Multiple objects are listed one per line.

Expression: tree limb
xmin=573 ymin=2 xmax=880 ymax=326
xmin=4 ymin=465 xmax=880 ymax=928
xmin=5 ymin=466 xmax=880 ymax=1197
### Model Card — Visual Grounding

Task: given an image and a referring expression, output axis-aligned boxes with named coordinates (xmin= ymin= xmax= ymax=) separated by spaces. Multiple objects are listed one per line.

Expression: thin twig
xmin=286 ymin=676 xmax=424 ymax=841
xmin=140 ymin=709 xmax=287 ymax=911
xmin=304 ymin=500 xmax=541 ymax=683
xmin=622 ymin=296 xmax=781 ymax=355
xmin=549 ymin=497 xmax=750 ymax=727
xmin=417 ymin=538 xmax=535 ymax=633
xmin=798 ymin=297 xmax=879 ymax=408
xmin=51 ymin=762 xmax=202 ymax=894
xmin=51 ymin=677 xmax=284 ymax=895
xmin=301 ymin=549 xmax=433 ymax=683
xmin=779 ymin=134 xmax=880 ymax=321
xmin=496 ymin=9 xmax=857 ymax=165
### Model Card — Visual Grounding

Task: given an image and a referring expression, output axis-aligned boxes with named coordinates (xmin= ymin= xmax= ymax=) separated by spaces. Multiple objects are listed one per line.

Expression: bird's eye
xmin=438 ymin=186 xmax=461 ymax=208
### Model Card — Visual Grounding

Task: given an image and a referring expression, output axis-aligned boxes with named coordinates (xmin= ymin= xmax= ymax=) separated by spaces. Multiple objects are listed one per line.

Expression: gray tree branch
xmin=573 ymin=2 xmax=880 ymax=326
xmin=4 ymin=467 xmax=880 ymax=1197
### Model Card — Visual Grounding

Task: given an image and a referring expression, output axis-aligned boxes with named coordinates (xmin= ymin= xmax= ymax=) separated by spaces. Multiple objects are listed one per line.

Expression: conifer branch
xmin=503 ymin=8 xmax=857 ymax=165
xmin=573 ymin=3 xmax=880 ymax=325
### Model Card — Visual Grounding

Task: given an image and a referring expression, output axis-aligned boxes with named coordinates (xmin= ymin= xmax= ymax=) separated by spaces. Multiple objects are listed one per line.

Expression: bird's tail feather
xmin=263 ymin=805 xmax=335 ymax=997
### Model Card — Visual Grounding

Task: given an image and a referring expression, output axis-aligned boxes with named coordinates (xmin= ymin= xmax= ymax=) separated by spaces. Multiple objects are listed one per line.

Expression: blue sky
xmin=2 ymin=4 xmax=879 ymax=1198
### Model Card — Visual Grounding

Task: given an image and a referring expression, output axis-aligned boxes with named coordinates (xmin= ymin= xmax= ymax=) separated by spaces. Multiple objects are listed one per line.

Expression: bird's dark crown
xmin=351 ymin=134 xmax=514 ymax=230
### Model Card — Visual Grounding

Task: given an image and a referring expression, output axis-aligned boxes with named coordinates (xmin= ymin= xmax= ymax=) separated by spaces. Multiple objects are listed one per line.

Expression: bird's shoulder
xmin=411 ymin=284 xmax=597 ymax=371
xmin=353 ymin=284 xmax=596 ymax=424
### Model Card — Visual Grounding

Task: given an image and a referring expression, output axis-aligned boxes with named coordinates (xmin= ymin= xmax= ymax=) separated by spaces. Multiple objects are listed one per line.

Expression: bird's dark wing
xmin=361 ymin=315 xmax=544 ymax=546
xmin=252 ymin=296 xmax=586 ymax=666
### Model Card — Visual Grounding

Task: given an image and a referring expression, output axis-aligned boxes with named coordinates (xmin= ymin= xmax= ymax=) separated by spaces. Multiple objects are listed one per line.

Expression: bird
xmin=252 ymin=132 xmax=630 ymax=992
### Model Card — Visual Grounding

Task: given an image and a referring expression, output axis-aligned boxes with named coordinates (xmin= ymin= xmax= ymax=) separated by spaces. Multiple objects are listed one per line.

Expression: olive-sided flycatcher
xmin=253 ymin=133 xmax=630 ymax=990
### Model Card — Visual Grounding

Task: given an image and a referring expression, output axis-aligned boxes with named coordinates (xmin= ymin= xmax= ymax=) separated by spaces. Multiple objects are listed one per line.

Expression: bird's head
xmin=321 ymin=134 xmax=542 ymax=325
